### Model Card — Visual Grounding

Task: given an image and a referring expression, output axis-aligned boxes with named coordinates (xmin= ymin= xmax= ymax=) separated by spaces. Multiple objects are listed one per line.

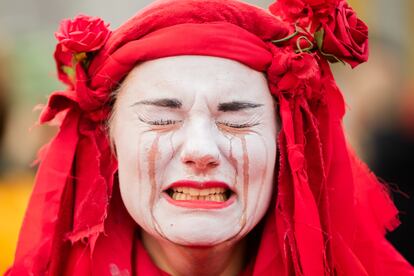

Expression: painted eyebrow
xmin=217 ymin=101 xmax=263 ymax=112
xmin=130 ymin=98 xmax=182 ymax=109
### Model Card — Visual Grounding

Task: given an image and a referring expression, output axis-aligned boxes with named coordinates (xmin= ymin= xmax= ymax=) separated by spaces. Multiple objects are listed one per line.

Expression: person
xmin=7 ymin=0 xmax=414 ymax=275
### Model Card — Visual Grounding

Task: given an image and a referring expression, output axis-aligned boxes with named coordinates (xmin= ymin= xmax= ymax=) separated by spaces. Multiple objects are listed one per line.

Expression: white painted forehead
xmin=120 ymin=55 xmax=270 ymax=100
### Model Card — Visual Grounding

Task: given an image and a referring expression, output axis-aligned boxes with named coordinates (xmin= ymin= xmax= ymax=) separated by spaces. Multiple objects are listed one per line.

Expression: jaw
xmin=151 ymin=196 xmax=245 ymax=246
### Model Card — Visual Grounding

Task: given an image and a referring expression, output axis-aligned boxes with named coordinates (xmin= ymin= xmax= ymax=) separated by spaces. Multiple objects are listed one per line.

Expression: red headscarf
xmin=8 ymin=0 xmax=413 ymax=275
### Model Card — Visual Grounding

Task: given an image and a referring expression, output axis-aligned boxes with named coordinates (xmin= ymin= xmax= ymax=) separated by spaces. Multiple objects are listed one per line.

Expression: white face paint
xmin=112 ymin=56 xmax=277 ymax=246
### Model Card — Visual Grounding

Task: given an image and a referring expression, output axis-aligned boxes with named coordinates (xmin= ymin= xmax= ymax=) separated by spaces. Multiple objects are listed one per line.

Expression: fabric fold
xmin=11 ymin=109 xmax=80 ymax=275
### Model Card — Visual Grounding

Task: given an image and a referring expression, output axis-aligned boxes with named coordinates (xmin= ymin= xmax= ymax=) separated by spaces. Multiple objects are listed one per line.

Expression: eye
xmin=139 ymin=117 xmax=181 ymax=126
xmin=216 ymin=121 xmax=259 ymax=129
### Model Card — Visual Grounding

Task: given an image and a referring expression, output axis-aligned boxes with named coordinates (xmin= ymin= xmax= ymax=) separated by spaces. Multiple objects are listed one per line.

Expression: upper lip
xmin=165 ymin=180 xmax=233 ymax=192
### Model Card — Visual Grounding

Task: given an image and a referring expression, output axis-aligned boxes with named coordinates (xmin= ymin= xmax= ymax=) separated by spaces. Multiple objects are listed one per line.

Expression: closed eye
xmin=138 ymin=117 xmax=182 ymax=126
xmin=216 ymin=121 xmax=259 ymax=129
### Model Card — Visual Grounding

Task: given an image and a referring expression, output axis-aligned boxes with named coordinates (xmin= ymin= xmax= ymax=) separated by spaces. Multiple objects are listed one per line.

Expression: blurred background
xmin=0 ymin=0 xmax=412 ymax=273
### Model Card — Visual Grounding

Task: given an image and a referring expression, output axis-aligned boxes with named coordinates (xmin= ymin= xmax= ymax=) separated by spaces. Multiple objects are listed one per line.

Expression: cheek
xmin=115 ymin=132 xmax=145 ymax=217
xmin=114 ymin=127 xmax=140 ymax=188
xmin=243 ymin=133 xmax=277 ymax=226
xmin=116 ymin=128 xmax=179 ymax=228
xmin=114 ymin=120 xmax=157 ymax=226
xmin=248 ymin=134 xmax=276 ymax=185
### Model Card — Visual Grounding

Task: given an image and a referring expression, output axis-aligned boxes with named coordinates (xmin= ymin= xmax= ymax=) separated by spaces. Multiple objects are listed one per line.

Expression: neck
xmin=141 ymin=231 xmax=247 ymax=276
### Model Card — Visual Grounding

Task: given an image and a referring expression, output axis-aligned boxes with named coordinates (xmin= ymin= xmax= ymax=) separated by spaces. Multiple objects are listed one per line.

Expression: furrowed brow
xmin=217 ymin=101 xmax=263 ymax=112
xmin=131 ymin=98 xmax=182 ymax=109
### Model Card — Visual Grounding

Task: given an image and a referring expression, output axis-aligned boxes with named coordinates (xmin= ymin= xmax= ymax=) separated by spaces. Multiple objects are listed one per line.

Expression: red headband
xmin=90 ymin=22 xmax=273 ymax=89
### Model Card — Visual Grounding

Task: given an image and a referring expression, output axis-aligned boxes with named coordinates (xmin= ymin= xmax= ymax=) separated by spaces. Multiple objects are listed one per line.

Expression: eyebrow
xmin=131 ymin=98 xmax=182 ymax=109
xmin=218 ymin=101 xmax=263 ymax=112
xmin=131 ymin=98 xmax=263 ymax=112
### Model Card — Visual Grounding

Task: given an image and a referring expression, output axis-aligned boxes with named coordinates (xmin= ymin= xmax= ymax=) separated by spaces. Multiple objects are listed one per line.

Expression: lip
xmin=163 ymin=180 xmax=236 ymax=209
xmin=166 ymin=180 xmax=233 ymax=191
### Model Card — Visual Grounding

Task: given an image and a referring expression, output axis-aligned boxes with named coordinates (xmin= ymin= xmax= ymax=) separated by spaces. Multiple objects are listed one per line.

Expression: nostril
xmin=184 ymin=160 xmax=196 ymax=166
xmin=181 ymin=154 xmax=220 ymax=170
xmin=206 ymin=159 xmax=219 ymax=168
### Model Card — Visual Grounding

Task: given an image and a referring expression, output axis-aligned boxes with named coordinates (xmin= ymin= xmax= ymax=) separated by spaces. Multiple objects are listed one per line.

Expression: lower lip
xmin=162 ymin=193 xmax=236 ymax=209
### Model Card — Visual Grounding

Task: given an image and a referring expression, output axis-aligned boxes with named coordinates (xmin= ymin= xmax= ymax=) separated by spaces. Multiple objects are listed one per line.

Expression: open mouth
xmin=166 ymin=187 xmax=232 ymax=202
xmin=163 ymin=180 xmax=235 ymax=209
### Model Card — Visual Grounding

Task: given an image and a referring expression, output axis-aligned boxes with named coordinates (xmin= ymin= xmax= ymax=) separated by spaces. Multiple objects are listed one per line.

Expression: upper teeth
xmin=172 ymin=187 xmax=226 ymax=196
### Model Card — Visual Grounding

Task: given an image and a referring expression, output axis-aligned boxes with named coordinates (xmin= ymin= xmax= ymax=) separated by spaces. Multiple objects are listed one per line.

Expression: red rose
xmin=278 ymin=53 xmax=320 ymax=92
xmin=55 ymin=14 xmax=110 ymax=53
xmin=269 ymin=0 xmax=339 ymax=28
xmin=319 ymin=1 xmax=368 ymax=67
xmin=290 ymin=53 xmax=319 ymax=80
xmin=268 ymin=48 xmax=320 ymax=98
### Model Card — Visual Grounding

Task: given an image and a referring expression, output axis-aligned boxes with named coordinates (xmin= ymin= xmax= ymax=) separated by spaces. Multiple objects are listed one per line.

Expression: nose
xmin=181 ymin=153 xmax=220 ymax=171
xmin=180 ymin=120 xmax=220 ymax=173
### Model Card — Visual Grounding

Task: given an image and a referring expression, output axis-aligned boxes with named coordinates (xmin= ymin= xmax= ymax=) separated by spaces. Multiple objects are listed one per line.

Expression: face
xmin=112 ymin=55 xmax=277 ymax=246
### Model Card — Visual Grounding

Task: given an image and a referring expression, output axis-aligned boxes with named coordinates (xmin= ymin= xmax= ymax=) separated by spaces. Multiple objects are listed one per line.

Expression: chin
xmin=160 ymin=219 xmax=241 ymax=246
xmin=152 ymin=199 xmax=245 ymax=246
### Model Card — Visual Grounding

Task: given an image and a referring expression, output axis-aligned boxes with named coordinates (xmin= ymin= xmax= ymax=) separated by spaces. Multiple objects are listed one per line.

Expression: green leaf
xmin=62 ymin=65 xmax=75 ymax=82
xmin=314 ymin=28 xmax=325 ymax=50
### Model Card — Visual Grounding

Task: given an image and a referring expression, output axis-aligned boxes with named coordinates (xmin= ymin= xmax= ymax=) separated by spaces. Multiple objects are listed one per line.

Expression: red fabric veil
xmin=8 ymin=0 xmax=414 ymax=275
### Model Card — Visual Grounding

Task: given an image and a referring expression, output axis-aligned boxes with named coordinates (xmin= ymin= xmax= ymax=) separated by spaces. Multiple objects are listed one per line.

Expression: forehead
xmin=119 ymin=55 xmax=271 ymax=103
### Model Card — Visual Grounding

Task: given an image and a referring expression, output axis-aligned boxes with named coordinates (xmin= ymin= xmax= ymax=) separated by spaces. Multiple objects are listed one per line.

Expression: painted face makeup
xmin=112 ymin=55 xmax=277 ymax=246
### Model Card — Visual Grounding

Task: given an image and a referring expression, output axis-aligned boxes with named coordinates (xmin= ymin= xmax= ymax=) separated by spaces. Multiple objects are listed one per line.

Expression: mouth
xmin=163 ymin=180 xmax=235 ymax=209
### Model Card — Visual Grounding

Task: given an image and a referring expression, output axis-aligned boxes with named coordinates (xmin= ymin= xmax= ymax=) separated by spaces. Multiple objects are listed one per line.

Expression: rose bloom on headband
xmin=7 ymin=0 xmax=414 ymax=275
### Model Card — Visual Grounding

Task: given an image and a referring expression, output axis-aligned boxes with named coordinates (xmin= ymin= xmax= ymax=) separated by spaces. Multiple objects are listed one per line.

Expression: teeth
xmin=188 ymin=188 xmax=199 ymax=196
xmin=200 ymin=189 xmax=209 ymax=196
xmin=169 ymin=187 xmax=230 ymax=202
xmin=172 ymin=187 xmax=227 ymax=196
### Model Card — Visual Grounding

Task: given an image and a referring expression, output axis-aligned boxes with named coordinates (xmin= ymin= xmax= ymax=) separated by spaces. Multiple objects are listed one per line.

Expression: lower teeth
xmin=171 ymin=192 xmax=227 ymax=202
